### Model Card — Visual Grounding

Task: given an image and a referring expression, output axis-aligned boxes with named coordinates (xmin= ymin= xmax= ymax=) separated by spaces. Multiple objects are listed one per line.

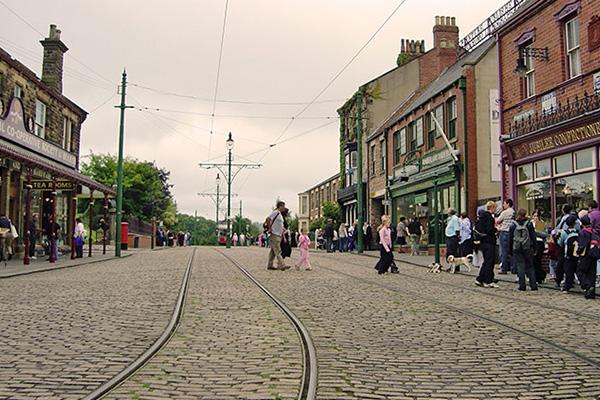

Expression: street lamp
xmin=215 ymin=173 xmax=221 ymax=241
xmin=226 ymin=132 xmax=234 ymax=249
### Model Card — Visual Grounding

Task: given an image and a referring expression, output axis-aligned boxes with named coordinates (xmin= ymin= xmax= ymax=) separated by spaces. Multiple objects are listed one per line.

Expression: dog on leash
xmin=446 ymin=254 xmax=473 ymax=274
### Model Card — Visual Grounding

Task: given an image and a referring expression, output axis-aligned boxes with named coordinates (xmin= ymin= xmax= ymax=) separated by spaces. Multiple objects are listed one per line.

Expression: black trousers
xmin=555 ymin=248 xmax=565 ymax=286
xmin=514 ymin=250 xmax=538 ymax=290
xmin=28 ymin=234 xmax=36 ymax=257
xmin=446 ymin=236 xmax=459 ymax=258
xmin=577 ymin=257 xmax=597 ymax=290
xmin=376 ymin=245 xmax=394 ymax=274
xmin=563 ymin=258 xmax=578 ymax=290
xmin=477 ymin=242 xmax=496 ymax=284
xmin=460 ymin=239 xmax=473 ymax=257
xmin=533 ymin=240 xmax=546 ymax=283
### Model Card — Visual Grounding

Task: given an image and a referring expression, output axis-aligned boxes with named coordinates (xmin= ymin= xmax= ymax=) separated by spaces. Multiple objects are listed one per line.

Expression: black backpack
xmin=512 ymin=222 xmax=531 ymax=253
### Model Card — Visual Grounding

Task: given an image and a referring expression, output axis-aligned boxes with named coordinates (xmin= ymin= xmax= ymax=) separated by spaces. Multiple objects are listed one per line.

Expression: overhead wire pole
xmin=199 ymin=132 xmax=261 ymax=249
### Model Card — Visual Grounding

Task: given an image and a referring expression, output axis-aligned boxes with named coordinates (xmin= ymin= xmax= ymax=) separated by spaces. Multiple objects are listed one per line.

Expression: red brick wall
xmin=499 ymin=0 xmax=600 ymax=131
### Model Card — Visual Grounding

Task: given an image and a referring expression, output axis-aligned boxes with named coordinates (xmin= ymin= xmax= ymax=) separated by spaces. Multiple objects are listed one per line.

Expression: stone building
xmin=0 ymin=25 xmax=114 ymax=262
xmin=298 ymin=173 xmax=340 ymax=233
xmin=498 ymin=0 xmax=600 ymax=226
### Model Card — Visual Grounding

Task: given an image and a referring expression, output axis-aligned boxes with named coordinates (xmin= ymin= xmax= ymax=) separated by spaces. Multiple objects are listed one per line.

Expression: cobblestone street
xmin=3 ymin=246 xmax=600 ymax=399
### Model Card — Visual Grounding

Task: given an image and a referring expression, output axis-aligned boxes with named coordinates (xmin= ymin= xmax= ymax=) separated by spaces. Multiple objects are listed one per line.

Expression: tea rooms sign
xmin=0 ymin=98 xmax=77 ymax=168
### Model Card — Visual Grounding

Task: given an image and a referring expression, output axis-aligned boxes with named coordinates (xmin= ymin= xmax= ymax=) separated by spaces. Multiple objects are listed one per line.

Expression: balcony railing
xmin=459 ymin=0 xmax=528 ymax=52
xmin=506 ymin=91 xmax=600 ymax=139
xmin=337 ymin=184 xmax=357 ymax=202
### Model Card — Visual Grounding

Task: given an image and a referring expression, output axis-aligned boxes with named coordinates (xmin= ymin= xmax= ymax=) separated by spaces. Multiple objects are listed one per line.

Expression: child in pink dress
xmin=296 ymin=229 xmax=312 ymax=271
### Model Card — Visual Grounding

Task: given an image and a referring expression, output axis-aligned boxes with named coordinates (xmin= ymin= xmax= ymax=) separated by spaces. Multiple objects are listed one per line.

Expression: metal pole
xmin=88 ymin=193 xmax=94 ymax=258
xmin=238 ymin=200 xmax=242 ymax=236
xmin=433 ymin=176 xmax=440 ymax=265
xmin=226 ymin=135 xmax=232 ymax=249
xmin=23 ymin=174 xmax=32 ymax=265
xmin=115 ymin=70 xmax=130 ymax=257
xmin=151 ymin=219 xmax=155 ymax=250
xmin=103 ymin=194 xmax=108 ymax=255
xmin=356 ymin=91 xmax=365 ymax=253
xmin=216 ymin=179 xmax=220 ymax=241
xmin=49 ymin=179 xmax=57 ymax=263
xmin=70 ymin=196 xmax=76 ymax=259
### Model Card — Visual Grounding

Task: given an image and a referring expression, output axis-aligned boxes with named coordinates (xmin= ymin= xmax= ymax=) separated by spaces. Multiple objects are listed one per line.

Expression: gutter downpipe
xmin=496 ymin=32 xmax=507 ymax=202
xmin=459 ymin=76 xmax=467 ymax=215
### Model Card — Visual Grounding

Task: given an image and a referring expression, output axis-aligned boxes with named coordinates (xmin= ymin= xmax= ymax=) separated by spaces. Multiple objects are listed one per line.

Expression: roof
xmin=304 ymin=173 xmax=341 ymax=193
xmin=0 ymin=47 xmax=88 ymax=119
xmin=370 ymin=38 xmax=496 ymax=136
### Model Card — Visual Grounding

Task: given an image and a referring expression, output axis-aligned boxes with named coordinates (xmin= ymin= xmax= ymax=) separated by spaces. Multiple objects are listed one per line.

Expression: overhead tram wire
xmin=129 ymin=83 xmax=347 ymax=106
xmin=206 ymin=0 xmax=231 ymax=187
xmin=135 ymin=105 xmax=338 ymax=120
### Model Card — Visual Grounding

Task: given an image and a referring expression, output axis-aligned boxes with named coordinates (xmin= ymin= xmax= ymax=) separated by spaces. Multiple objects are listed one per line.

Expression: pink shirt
xmin=379 ymin=226 xmax=392 ymax=252
xmin=298 ymin=234 xmax=311 ymax=250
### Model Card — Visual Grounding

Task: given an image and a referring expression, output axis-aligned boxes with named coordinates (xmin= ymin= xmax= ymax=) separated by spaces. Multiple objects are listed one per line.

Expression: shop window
xmin=554 ymin=153 xmax=573 ymax=175
xmin=415 ymin=117 xmax=424 ymax=147
xmin=517 ymin=164 xmax=533 ymax=183
xmin=517 ymin=181 xmax=551 ymax=221
xmin=534 ymin=159 xmax=551 ymax=179
xmin=63 ymin=118 xmax=73 ymax=152
xmin=575 ymin=148 xmax=594 ymax=171
xmin=555 ymin=172 xmax=596 ymax=221
xmin=447 ymin=97 xmax=457 ymax=140
xmin=523 ymin=44 xmax=535 ymax=98
xmin=565 ymin=17 xmax=581 ymax=79
xmin=35 ymin=99 xmax=46 ymax=138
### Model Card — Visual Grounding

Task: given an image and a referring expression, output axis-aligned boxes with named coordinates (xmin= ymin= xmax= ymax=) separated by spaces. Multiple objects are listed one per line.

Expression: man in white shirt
xmin=266 ymin=201 xmax=289 ymax=270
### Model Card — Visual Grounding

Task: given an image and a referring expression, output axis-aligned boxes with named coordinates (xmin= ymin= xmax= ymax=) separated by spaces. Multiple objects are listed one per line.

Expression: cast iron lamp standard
xmin=197 ymin=174 xmax=239 ymax=244
xmin=215 ymin=173 xmax=221 ymax=240
xmin=198 ymin=132 xmax=261 ymax=249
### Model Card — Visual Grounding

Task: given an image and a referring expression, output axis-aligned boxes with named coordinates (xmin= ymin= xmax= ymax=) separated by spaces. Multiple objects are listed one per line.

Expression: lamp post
xmin=226 ymin=133 xmax=234 ymax=249
xmin=215 ymin=173 xmax=221 ymax=241
xmin=433 ymin=173 xmax=441 ymax=266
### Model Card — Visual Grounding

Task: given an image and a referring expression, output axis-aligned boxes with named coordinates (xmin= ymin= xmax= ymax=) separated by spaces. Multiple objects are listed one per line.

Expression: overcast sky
xmin=3 ymin=0 xmax=505 ymax=222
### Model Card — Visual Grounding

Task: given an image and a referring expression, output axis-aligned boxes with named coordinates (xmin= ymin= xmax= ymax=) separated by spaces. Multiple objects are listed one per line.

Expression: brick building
xmin=298 ymin=173 xmax=339 ymax=233
xmin=499 ymin=0 xmax=600 ymax=225
xmin=0 ymin=25 xmax=113 ymax=261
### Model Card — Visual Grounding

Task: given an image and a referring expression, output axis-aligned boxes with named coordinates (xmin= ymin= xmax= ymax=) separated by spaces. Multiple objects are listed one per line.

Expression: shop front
xmin=390 ymin=148 xmax=459 ymax=247
xmin=507 ymin=119 xmax=600 ymax=227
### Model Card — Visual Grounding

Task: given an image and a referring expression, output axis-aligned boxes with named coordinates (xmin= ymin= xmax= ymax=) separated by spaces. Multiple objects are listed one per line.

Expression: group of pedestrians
xmin=156 ymin=229 xmax=192 ymax=247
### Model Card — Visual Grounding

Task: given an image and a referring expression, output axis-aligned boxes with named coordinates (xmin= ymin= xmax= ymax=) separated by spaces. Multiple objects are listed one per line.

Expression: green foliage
xmin=232 ymin=215 xmax=259 ymax=237
xmin=288 ymin=215 xmax=298 ymax=233
xmin=322 ymin=201 xmax=342 ymax=222
xmin=81 ymin=153 xmax=175 ymax=223
xmin=171 ymin=214 xmax=217 ymax=246
xmin=309 ymin=217 xmax=325 ymax=232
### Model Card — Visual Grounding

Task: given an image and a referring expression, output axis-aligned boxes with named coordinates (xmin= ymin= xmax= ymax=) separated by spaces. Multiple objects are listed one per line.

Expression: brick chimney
xmin=40 ymin=24 xmax=68 ymax=93
xmin=418 ymin=16 xmax=459 ymax=87
xmin=397 ymin=39 xmax=425 ymax=66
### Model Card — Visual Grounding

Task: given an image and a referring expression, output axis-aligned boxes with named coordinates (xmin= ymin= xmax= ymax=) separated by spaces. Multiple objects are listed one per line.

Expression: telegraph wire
xmin=135 ymin=105 xmax=338 ymax=120
xmin=88 ymin=93 xmax=117 ymax=114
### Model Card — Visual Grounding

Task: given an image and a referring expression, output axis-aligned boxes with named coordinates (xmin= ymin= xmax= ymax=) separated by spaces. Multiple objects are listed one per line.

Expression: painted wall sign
xmin=589 ymin=15 xmax=600 ymax=52
xmin=24 ymin=180 xmax=75 ymax=191
xmin=490 ymin=89 xmax=501 ymax=182
xmin=511 ymin=121 xmax=600 ymax=160
xmin=0 ymin=98 xmax=77 ymax=168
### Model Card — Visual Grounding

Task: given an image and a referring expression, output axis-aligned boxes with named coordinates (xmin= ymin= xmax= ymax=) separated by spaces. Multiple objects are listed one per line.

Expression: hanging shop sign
xmin=420 ymin=148 xmax=452 ymax=170
xmin=0 ymin=98 xmax=77 ymax=168
xmin=512 ymin=121 xmax=600 ymax=160
xmin=24 ymin=180 xmax=75 ymax=191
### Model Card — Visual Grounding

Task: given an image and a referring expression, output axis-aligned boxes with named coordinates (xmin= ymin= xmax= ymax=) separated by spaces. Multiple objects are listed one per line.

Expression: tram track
xmin=215 ymin=248 xmax=318 ymax=400
xmin=318 ymin=252 xmax=600 ymax=321
xmin=83 ymin=247 xmax=197 ymax=400
xmin=312 ymin=252 xmax=600 ymax=370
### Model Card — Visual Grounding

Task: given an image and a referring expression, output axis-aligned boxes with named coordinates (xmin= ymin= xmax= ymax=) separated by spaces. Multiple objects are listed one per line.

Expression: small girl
xmin=547 ymin=230 xmax=559 ymax=281
xmin=296 ymin=229 xmax=312 ymax=271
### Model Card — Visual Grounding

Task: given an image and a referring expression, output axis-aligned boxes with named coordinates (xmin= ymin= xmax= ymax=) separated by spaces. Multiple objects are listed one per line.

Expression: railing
xmin=337 ymin=184 xmax=357 ymax=201
xmin=126 ymin=217 xmax=153 ymax=235
xmin=507 ymin=91 xmax=600 ymax=139
xmin=459 ymin=0 xmax=528 ymax=52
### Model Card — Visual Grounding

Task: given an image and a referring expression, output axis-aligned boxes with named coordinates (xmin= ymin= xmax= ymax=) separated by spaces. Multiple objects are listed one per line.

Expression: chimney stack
xmin=433 ymin=16 xmax=459 ymax=50
xmin=397 ymin=38 xmax=425 ymax=66
xmin=40 ymin=24 xmax=68 ymax=93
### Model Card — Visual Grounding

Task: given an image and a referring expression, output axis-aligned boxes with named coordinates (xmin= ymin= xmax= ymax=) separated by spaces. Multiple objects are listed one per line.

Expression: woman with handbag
xmin=73 ymin=217 xmax=86 ymax=258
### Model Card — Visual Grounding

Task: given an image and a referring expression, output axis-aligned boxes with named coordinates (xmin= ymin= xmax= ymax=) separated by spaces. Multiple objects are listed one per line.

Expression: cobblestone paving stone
xmin=226 ymin=247 xmax=600 ymax=400
xmin=0 ymin=248 xmax=193 ymax=400
xmin=107 ymin=248 xmax=302 ymax=400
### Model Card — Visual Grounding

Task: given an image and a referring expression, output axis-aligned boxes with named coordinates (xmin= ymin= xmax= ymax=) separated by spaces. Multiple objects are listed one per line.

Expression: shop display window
xmin=534 ymin=159 xmax=551 ymax=179
xmin=575 ymin=148 xmax=595 ymax=171
xmin=517 ymin=181 xmax=552 ymax=221
xmin=555 ymin=172 xmax=596 ymax=221
xmin=554 ymin=153 xmax=573 ymax=175
xmin=518 ymin=164 xmax=533 ymax=183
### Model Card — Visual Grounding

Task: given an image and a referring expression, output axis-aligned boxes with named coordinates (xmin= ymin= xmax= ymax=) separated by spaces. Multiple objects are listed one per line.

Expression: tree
xmin=81 ymin=153 xmax=176 ymax=223
xmin=172 ymin=214 xmax=217 ymax=245
xmin=322 ymin=201 xmax=342 ymax=222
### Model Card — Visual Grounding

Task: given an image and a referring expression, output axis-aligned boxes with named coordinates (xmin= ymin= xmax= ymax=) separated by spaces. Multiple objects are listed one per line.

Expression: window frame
xmin=62 ymin=117 xmax=73 ymax=152
xmin=523 ymin=43 xmax=536 ymax=98
xmin=426 ymin=113 xmax=435 ymax=150
xmin=35 ymin=99 xmax=46 ymax=139
xmin=415 ymin=117 xmax=424 ymax=148
xmin=447 ymin=97 xmax=457 ymax=140
xmin=14 ymin=85 xmax=23 ymax=99
xmin=370 ymin=144 xmax=376 ymax=176
xmin=517 ymin=163 xmax=534 ymax=184
xmin=553 ymin=153 xmax=573 ymax=176
xmin=565 ymin=16 xmax=581 ymax=79
xmin=399 ymin=127 xmax=407 ymax=156
xmin=380 ymin=138 xmax=386 ymax=174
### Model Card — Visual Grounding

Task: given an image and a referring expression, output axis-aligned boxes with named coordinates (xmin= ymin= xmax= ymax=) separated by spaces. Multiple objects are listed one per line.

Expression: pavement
xmin=3 ymin=246 xmax=600 ymax=399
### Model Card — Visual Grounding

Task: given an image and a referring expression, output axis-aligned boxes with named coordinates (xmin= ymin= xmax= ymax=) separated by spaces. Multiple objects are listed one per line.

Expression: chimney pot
xmin=40 ymin=24 xmax=68 ymax=93
xmin=435 ymin=16 xmax=440 ymax=25
xmin=451 ymin=17 xmax=456 ymax=26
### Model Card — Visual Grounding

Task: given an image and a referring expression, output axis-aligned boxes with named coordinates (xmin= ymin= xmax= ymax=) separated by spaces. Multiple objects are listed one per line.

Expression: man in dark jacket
xmin=508 ymin=208 xmax=538 ymax=291
xmin=475 ymin=201 xmax=498 ymax=288
xmin=324 ymin=219 xmax=334 ymax=253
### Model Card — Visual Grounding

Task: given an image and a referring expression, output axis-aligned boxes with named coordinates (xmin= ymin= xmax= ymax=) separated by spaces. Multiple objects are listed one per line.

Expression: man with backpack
xmin=265 ymin=201 xmax=290 ymax=271
xmin=577 ymin=215 xmax=598 ymax=299
xmin=558 ymin=214 xmax=580 ymax=293
xmin=508 ymin=209 xmax=538 ymax=291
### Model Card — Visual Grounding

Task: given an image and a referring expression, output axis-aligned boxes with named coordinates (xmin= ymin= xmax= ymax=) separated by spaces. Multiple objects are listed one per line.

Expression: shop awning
xmin=0 ymin=139 xmax=115 ymax=196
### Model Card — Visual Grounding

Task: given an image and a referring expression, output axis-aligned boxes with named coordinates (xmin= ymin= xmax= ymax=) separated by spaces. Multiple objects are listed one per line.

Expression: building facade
xmin=298 ymin=173 xmax=340 ymax=232
xmin=0 ymin=25 xmax=113 ymax=260
xmin=499 ymin=0 xmax=600 ymax=225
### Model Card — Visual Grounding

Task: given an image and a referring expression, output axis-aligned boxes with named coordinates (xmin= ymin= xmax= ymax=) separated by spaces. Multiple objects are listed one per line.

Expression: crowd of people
xmin=156 ymin=229 xmax=192 ymax=247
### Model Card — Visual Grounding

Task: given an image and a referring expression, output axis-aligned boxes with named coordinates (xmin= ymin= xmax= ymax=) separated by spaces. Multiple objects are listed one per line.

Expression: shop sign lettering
xmin=421 ymin=149 xmax=452 ymax=169
xmin=512 ymin=121 xmax=600 ymax=160
xmin=0 ymin=99 xmax=77 ymax=168
xmin=24 ymin=180 xmax=75 ymax=191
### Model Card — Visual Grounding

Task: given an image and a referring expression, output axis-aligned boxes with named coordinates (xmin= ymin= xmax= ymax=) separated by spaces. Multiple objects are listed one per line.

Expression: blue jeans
xmin=339 ymin=237 xmax=347 ymax=252
xmin=498 ymin=231 xmax=514 ymax=273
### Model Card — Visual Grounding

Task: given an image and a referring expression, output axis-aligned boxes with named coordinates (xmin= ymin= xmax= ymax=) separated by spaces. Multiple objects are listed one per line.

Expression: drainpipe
xmin=496 ymin=32 xmax=506 ymax=202
xmin=459 ymin=76 xmax=468 ymax=215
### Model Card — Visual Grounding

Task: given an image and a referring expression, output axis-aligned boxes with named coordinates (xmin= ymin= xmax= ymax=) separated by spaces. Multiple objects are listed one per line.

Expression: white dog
xmin=446 ymin=254 xmax=473 ymax=274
